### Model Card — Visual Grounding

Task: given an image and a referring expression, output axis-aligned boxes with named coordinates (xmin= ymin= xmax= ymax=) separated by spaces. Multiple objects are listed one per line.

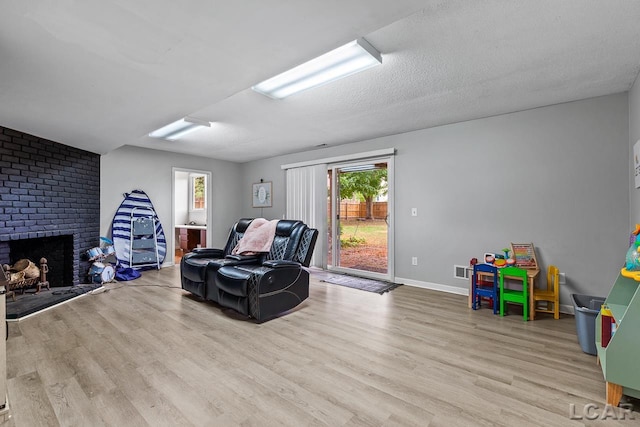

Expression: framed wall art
xmin=252 ymin=181 xmax=272 ymax=208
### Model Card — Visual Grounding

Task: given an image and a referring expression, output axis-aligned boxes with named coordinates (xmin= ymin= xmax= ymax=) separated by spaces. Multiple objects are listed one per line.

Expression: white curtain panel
xmin=285 ymin=164 xmax=326 ymax=268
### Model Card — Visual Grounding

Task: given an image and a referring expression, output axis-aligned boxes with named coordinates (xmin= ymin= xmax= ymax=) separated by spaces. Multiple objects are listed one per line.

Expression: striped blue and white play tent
xmin=111 ymin=190 xmax=167 ymax=269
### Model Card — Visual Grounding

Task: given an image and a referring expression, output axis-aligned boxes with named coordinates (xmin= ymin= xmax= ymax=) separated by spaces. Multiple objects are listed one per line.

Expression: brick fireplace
xmin=0 ymin=126 xmax=100 ymax=286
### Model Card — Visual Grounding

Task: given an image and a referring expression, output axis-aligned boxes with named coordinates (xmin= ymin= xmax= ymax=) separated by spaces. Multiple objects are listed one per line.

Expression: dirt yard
xmin=335 ymin=219 xmax=388 ymax=273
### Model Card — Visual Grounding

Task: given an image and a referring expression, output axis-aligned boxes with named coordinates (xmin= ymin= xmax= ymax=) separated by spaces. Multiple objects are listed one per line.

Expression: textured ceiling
xmin=2 ymin=1 xmax=640 ymax=163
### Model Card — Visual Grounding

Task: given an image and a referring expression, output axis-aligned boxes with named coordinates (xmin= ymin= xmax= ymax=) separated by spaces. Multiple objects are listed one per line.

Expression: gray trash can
xmin=571 ymin=293 xmax=606 ymax=355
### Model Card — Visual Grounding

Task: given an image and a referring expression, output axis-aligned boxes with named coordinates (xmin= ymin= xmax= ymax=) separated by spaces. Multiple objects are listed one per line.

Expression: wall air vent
xmin=454 ymin=264 xmax=470 ymax=280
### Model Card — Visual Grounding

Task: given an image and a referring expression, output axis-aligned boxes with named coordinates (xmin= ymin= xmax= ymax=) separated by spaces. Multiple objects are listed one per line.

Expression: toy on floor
xmin=86 ymin=236 xmax=117 ymax=284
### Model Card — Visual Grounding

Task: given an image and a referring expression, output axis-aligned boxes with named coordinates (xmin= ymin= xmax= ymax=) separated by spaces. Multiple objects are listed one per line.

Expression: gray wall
xmin=100 ymin=145 xmax=243 ymax=264
xmin=629 ymin=75 xmax=640 ymax=227
xmin=241 ymin=94 xmax=630 ymax=306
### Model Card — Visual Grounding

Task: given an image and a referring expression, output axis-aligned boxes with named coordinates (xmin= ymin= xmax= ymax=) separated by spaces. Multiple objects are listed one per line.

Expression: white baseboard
xmin=395 ymin=277 xmax=469 ymax=296
xmin=396 ymin=276 xmax=575 ymax=315
xmin=89 ymin=286 xmax=108 ymax=295
xmin=560 ymin=304 xmax=574 ymax=315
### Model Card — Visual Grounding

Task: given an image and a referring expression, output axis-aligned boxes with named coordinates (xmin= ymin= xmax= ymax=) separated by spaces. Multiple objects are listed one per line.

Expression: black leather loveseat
xmin=180 ymin=218 xmax=317 ymax=322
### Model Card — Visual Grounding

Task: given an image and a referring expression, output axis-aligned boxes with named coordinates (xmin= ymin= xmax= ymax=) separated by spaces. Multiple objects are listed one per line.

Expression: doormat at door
xmin=318 ymin=273 xmax=402 ymax=294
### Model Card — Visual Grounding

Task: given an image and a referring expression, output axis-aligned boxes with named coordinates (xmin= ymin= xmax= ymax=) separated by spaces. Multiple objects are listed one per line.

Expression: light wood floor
xmin=2 ymin=266 xmax=637 ymax=426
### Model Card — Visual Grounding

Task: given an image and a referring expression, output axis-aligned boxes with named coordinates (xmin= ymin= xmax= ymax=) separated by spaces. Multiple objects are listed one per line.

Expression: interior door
xmin=171 ymin=168 xmax=212 ymax=266
xmin=328 ymin=158 xmax=393 ymax=281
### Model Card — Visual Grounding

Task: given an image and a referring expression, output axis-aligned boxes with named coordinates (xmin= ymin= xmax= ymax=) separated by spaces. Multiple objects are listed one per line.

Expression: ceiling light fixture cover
xmin=252 ymin=38 xmax=382 ymax=99
xmin=149 ymin=117 xmax=211 ymax=141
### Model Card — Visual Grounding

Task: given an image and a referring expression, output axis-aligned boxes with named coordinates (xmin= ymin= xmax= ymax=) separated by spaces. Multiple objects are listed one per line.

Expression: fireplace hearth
xmin=4 ymin=283 xmax=99 ymax=320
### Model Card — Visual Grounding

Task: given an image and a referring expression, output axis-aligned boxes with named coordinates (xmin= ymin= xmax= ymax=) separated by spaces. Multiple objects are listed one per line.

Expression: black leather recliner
xmin=216 ymin=226 xmax=318 ymax=323
xmin=180 ymin=218 xmax=259 ymax=300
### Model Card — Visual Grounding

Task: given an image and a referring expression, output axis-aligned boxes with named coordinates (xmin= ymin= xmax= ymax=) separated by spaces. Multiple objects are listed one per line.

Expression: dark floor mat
xmin=311 ymin=269 xmax=402 ymax=294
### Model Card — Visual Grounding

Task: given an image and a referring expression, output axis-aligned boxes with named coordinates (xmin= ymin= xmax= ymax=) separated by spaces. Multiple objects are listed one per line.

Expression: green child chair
xmin=499 ymin=266 xmax=529 ymax=321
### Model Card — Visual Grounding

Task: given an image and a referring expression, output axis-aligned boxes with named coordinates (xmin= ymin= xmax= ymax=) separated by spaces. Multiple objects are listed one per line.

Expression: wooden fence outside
xmin=332 ymin=201 xmax=388 ymax=220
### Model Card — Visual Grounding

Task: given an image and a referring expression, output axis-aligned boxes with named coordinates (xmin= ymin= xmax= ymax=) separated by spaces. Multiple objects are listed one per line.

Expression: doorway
xmin=172 ymin=168 xmax=212 ymax=265
xmin=328 ymin=158 xmax=394 ymax=281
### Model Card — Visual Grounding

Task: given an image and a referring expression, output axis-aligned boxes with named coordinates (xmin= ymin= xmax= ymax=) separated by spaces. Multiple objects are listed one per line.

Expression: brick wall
xmin=0 ymin=126 xmax=100 ymax=285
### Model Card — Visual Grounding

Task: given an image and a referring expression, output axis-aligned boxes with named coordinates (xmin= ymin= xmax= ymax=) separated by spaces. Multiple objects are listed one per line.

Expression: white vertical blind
xmin=285 ymin=164 xmax=327 ymax=267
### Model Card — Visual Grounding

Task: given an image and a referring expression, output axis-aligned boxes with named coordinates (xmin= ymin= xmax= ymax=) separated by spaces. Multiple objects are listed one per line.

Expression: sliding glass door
xmin=328 ymin=158 xmax=393 ymax=281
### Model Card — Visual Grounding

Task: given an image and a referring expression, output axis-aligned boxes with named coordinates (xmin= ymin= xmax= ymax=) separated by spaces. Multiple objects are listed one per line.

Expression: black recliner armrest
xmin=225 ymin=254 xmax=261 ymax=263
xmin=190 ymin=248 xmax=224 ymax=257
xmin=262 ymin=260 xmax=302 ymax=269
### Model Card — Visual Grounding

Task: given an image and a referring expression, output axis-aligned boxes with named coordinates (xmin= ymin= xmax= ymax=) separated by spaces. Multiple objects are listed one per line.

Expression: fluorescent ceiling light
xmin=252 ymin=38 xmax=382 ymax=99
xmin=149 ymin=117 xmax=211 ymax=141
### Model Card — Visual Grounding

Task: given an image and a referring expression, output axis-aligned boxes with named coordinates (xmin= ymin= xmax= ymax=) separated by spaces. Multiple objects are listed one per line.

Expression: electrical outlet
xmin=411 ymin=208 xmax=418 ymax=216
xmin=412 ymin=257 xmax=418 ymax=265
xmin=559 ymin=272 xmax=566 ymax=285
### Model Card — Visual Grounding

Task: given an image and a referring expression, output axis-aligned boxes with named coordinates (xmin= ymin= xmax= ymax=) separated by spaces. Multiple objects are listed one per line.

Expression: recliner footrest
xmin=182 ymin=258 xmax=211 ymax=282
xmin=217 ymin=266 xmax=252 ymax=297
